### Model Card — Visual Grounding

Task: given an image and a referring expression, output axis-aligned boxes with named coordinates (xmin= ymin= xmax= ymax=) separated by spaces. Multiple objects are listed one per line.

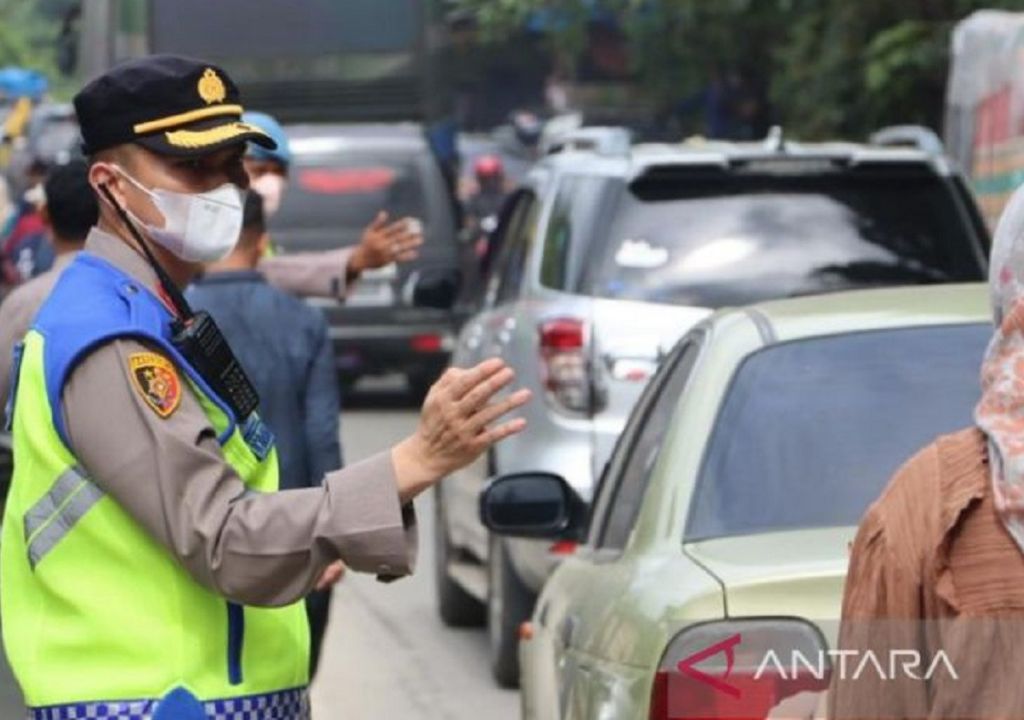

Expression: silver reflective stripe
xmin=23 ymin=467 xmax=86 ymax=540
xmin=23 ymin=466 xmax=105 ymax=569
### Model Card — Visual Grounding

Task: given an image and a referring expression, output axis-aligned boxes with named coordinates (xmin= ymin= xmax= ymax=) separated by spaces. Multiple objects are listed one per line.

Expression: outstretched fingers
xmin=457 ymin=367 xmax=516 ymax=415
xmin=368 ymin=210 xmax=390 ymax=231
xmin=468 ymin=388 xmax=532 ymax=434
xmin=474 ymin=417 xmax=528 ymax=450
xmin=448 ymin=358 xmax=507 ymax=401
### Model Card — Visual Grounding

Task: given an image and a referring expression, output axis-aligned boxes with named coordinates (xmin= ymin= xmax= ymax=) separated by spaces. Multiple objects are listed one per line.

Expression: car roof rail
xmin=869 ymin=125 xmax=944 ymax=155
xmin=543 ymin=126 xmax=632 ymax=157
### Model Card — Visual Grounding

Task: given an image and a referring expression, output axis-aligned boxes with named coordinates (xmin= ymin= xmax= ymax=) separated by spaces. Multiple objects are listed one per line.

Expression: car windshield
xmin=271 ymin=149 xmax=426 ymax=238
xmin=582 ymin=171 xmax=985 ymax=308
xmin=684 ymin=323 xmax=990 ymax=542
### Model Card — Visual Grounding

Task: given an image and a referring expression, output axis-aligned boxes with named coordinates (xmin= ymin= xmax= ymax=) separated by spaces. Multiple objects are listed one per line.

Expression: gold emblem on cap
xmin=197 ymin=68 xmax=226 ymax=105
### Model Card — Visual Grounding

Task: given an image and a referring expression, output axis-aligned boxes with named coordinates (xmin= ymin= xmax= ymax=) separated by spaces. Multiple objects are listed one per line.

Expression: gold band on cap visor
xmin=132 ymin=104 xmax=244 ymax=134
xmin=163 ymin=121 xmax=269 ymax=149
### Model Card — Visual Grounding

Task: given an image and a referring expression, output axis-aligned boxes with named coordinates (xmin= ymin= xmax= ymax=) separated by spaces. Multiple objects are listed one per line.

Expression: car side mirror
xmin=479 ymin=472 xmax=585 ymax=540
xmin=410 ymin=268 xmax=462 ymax=310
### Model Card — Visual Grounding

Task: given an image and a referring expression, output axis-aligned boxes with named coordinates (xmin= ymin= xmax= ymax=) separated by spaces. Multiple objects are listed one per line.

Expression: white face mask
xmin=250 ymin=173 xmax=287 ymax=217
xmin=116 ymin=167 xmax=244 ymax=263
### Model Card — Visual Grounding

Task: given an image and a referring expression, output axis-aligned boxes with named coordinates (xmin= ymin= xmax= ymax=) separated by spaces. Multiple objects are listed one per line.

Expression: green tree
xmin=455 ymin=0 xmax=1024 ymax=139
xmin=0 ymin=0 xmax=78 ymax=100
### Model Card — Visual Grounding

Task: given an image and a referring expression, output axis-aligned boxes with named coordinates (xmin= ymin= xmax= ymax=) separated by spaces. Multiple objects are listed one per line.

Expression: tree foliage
xmin=0 ymin=0 xmax=79 ymax=100
xmin=455 ymin=0 xmax=1024 ymax=139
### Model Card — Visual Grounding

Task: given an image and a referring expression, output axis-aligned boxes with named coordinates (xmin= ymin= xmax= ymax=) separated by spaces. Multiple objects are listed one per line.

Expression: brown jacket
xmin=830 ymin=428 xmax=1024 ymax=720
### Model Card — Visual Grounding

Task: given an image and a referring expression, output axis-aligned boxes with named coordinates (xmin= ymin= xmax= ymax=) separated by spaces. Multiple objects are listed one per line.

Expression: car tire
xmin=488 ymin=535 xmax=534 ymax=689
xmin=434 ymin=493 xmax=486 ymax=627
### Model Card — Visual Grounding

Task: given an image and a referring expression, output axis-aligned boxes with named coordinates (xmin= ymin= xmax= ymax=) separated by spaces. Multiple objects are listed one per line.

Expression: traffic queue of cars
xmin=0 ymin=115 xmax=997 ymax=717
xmin=434 ymin=124 xmax=992 ymax=700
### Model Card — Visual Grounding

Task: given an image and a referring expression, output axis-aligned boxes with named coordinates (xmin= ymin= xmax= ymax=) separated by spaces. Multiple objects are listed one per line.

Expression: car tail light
xmin=548 ymin=539 xmax=578 ymax=556
xmin=411 ymin=333 xmax=443 ymax=353
xmin=539 ymin=318 xmax=591 ymax=413
xmin=650 ymin=619 xmax=829 ymax=720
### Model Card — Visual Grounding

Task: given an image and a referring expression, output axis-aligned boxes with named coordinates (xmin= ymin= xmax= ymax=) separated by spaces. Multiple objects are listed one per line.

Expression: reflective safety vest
xmin=1 ymin=252 xmax=310 ymax=719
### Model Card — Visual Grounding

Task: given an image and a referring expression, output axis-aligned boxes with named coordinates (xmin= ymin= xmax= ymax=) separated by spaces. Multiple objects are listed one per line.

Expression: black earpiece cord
xmin=98 ymin=183 xmax=195 ymax=328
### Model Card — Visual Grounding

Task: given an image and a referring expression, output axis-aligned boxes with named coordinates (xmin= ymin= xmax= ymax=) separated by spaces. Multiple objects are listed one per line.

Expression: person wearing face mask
xmin=0 ymin=55 xmax=531 ymax=720
xmin=241 ymin=110 xmax=425 ymax=299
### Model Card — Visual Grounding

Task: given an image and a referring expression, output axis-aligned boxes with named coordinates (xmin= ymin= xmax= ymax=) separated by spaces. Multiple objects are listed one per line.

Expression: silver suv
xmin=435 ymin=128 xmax=990 ymax=687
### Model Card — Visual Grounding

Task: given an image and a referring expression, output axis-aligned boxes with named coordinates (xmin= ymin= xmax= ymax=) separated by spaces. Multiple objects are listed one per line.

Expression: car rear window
xmin=580 ymin=171 xmax=985 ymax=308
xmin=684 ymin=323 xmax=990 ymax=542
xmin=271 ymin=150 xmax=426 ymax=235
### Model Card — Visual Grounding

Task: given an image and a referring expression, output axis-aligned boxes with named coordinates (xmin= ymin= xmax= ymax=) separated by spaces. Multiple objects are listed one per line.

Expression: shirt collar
xmin=83 ymin=226 xmax=163 ymax=297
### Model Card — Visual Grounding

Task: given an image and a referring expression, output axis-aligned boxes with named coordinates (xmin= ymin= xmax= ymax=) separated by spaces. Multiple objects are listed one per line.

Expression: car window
xmin=271 ymin=149 xmax=427 ymax=244
xmin=539 ymin=175 xmax=608 ymax=291
xmin=685 ymin=323 xmax=990 ymax=542
xmin=492 ymin=193 xmax=540 ymax=305
xmin=591 ymin=339 xmax=702 ymax=551
xmin=580 ymin=169 xmax=986 ymax=309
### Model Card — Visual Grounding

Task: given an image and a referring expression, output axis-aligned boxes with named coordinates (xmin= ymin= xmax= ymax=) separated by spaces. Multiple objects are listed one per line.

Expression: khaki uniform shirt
xmin=258 ymin=248 xmax=353 ymax=300
xmin=0 ymin=252 xmax=78 ymax=409
xmin=830 ymin=428 xmax=1024 ymax=720
xmin=48 ymin=229 xmax=415 ymax=607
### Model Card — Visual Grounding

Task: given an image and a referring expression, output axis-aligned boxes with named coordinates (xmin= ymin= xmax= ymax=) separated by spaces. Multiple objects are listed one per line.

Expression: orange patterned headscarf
xmin=977 ymin=186 xmax=1024 ymax=543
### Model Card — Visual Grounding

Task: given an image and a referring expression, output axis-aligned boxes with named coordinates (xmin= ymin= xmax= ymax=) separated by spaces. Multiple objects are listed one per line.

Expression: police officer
xmin=240 ymin=110 xmax=424 ymax=299
xmin=1 ymin=55 xmax=529 ymax=720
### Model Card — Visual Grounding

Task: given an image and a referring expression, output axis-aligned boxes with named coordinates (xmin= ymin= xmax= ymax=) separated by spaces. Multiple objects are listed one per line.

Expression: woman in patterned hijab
xmin=977 ymin=188 xmax=1024 ymax=549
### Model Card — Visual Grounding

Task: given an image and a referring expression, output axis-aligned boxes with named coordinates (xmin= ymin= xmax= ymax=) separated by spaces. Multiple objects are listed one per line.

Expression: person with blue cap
xmin=0 ymin=54 xmax=530 ymax=719
xmin=241 ymin=110 xmax=423 ymax=299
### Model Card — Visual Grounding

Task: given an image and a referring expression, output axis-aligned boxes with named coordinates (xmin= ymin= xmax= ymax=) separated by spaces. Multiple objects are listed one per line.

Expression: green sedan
xmin=481 ymin=284 xmax=990 ymax=720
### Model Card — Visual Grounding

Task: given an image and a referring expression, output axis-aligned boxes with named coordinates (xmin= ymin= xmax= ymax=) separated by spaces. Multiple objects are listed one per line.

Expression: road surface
xmin=310 ymin=398 xmax=519 ymax=720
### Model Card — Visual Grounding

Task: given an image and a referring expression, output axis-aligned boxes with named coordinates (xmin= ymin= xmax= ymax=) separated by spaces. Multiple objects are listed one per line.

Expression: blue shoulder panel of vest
xmin=31 ymin=252 xmax=238 ymax=448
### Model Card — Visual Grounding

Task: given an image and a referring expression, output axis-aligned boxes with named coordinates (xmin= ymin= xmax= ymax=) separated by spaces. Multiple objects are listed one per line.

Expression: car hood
xmin=684 ymin=527 xmax=853 ymax=641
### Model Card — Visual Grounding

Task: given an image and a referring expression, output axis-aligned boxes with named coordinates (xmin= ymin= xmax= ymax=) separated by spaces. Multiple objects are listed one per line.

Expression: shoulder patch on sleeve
xmin=127 ymin=352 xmax=182 ymax=418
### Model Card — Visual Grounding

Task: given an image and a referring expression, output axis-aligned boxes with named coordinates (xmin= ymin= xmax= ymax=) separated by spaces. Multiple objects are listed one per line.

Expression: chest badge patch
xmin=128 ymin=352 xmax=182 ymax=418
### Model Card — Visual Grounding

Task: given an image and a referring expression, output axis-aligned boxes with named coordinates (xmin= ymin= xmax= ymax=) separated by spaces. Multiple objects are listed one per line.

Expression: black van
xmin=271 ymin=124 xmax=462 ymax=396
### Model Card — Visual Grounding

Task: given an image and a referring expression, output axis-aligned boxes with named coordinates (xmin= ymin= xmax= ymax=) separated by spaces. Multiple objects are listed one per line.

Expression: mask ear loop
xmin=98 ymin=182 xmax=196 ymax=327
